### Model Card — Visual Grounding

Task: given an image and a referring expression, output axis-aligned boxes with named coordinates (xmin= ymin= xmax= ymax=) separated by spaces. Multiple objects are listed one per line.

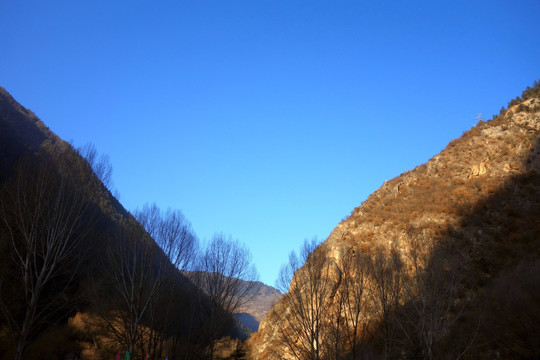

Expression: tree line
xmin=271 ymin=228 xmax=540 ymax=360
xmin=0 ymin=144 xmax=258 ymax=360
xmin=271 ymin=236 xmax=471 ymax=360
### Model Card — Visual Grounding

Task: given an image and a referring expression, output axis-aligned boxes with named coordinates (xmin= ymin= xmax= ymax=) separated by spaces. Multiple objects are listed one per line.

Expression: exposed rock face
xmin=248 ymin=83 xmax=540 ymax=359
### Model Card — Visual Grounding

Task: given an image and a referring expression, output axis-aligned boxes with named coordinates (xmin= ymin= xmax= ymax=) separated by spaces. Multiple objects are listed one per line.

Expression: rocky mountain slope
xmin=249 ymin=82 xmax=540 ymax=360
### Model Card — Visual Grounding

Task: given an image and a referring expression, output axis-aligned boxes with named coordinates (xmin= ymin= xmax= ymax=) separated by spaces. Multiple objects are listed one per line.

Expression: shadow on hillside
xmin=436 ymin=137 xmax=540 ymax=359
xmin=362 ymin=136 xmax=540 ymax=359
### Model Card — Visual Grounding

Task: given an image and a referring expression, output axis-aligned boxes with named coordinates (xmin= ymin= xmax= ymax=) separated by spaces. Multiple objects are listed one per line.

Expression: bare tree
xmin=276 ymin=249 xmax=301 ymax=295
xmin=277 ymin=238 xmax=336 ymax=360
xmin=368 ymin=247 xmax=404 ymax=360
xmin=95 ymin=203 xmax=198 ymax=359
xmin=98 ymin=218 xmax=166 ymax=359
xmin=192 ymin=234 xmax=258 ymax=360
xmin=324 ymin=263 xmax=347 ymax=360
xmin=397 ymin=234 xmax=469 ymax=360
xmin=0 ymin=157 xmax=91 ymax=360
xmin=78 ymin=142 xmax=113 ymax=190
xmin=329 ymin=249 xmax=370 ymax=360
xmin=133 ymin=203 xmax=198 ymax=360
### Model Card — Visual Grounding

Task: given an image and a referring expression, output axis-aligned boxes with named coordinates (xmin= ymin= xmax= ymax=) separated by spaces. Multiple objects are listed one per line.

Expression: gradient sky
xmin=1 ymin=1 xmax=539 ymax=287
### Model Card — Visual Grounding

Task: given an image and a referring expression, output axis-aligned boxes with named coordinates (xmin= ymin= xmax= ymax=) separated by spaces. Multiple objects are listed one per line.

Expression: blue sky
xmin=1 ymin=1 xmax=539 ymax=287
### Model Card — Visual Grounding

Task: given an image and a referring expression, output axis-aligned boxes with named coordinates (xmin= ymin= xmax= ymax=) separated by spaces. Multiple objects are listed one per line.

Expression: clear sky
xmin=1 ymin=1 xmax=539 ymax=287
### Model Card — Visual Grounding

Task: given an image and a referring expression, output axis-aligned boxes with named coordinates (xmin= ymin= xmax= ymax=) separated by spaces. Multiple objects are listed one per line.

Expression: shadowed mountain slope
xmin=0 ymin=88 xmax=216 ymax=360
xmin=0 ymin=87 xmax=57 ymax=181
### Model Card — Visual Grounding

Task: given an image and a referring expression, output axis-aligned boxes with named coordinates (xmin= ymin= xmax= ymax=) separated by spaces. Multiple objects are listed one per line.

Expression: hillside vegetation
xmin=249 ymin=81 xmax=540 ymax=360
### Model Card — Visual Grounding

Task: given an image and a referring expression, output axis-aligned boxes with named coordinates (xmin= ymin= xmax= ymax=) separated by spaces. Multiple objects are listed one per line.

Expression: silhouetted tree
xmin=0 ymin=157 xmax=91 ymax=360
xmin=97 ymin=219 xmax=166 ymax=358
xmin=191 ymin=234 xmax=258 ymax=360
xmin=78 ymin=142 xmax=113 ymax=191
xmin=133 ymin=203 xmax=198 ymax=360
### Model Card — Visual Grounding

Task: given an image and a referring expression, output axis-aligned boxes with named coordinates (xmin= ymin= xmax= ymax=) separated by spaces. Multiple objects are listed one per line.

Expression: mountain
xmin=0 ymin=88 xmax=217 ymax=360
xmin=234 ymin=281 xmax=282 ymax=333
xmin=248 ymin=81 xmax=540 ymax=360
